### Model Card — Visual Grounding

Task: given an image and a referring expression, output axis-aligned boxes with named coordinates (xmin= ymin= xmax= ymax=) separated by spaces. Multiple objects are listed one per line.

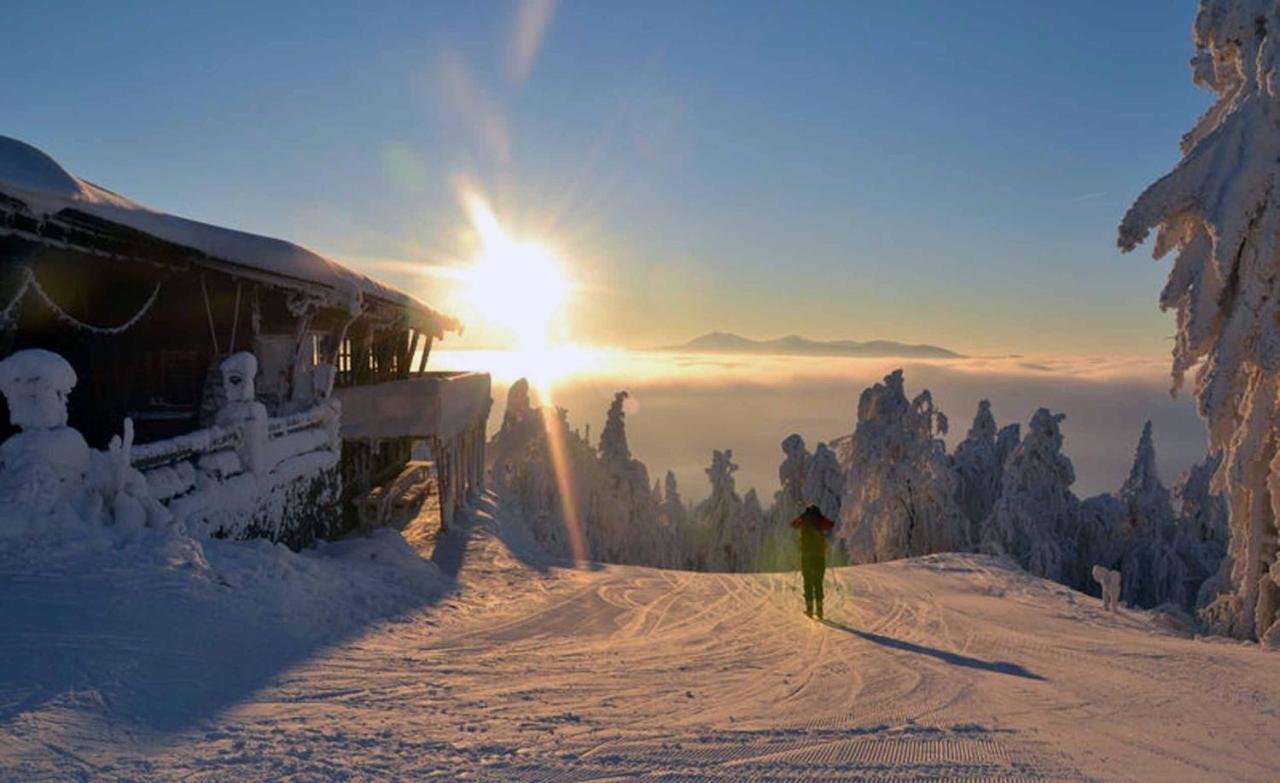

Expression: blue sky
xmin=2 ymin=1 xmax=1206 ymax=354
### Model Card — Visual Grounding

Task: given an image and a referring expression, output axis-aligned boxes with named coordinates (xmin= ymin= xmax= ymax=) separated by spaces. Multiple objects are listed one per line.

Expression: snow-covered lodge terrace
xmin=0 ymin=135 xmax=490 ymax=544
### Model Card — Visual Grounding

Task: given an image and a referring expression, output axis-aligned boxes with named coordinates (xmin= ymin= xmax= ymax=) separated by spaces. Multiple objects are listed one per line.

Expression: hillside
xmin=661 ymin=331 xmax=962 ymax=358
xmin=1 ymin=495 xmax=1278 ymax=781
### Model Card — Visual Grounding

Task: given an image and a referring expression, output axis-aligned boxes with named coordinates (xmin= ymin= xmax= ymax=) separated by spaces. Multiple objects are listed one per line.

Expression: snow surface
xmin=3 ymin=494 xmax=1279 ymax=781
xmin=0 ymin=135 xmax=453 ymax=324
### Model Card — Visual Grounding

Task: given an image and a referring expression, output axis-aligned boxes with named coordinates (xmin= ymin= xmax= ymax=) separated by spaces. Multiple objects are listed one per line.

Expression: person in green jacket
xmin=790 ymin=504 xmax=836 ymax=619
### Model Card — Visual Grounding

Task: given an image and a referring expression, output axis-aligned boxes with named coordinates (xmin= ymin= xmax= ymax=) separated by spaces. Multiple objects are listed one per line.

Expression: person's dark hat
xmin=801 ymin=504 xmax=823 ymax=521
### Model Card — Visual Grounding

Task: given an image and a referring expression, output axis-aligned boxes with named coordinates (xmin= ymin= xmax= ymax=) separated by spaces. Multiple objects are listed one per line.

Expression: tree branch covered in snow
xmin=1118 ymin=0 xmax=1280 ymax=642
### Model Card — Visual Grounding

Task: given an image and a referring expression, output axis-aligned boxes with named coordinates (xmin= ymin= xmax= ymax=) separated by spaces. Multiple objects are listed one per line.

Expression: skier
xmin=790 ymin=504 xmax=835 ymax=619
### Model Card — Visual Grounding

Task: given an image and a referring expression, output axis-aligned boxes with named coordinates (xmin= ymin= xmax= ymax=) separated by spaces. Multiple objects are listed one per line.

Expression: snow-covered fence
xmin=132 ymin=399 xmax=342 ymax=548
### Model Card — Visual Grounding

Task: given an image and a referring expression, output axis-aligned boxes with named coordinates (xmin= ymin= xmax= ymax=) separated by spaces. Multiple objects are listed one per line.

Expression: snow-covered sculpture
xmin=981 ymin=409 xmax=1078 ymax=581
xmin=840 ymin=370 xmax=968 ymax=563
xmin=1093 ymin=565 xmax=1122 ymax=612
xmin=0 ymin=349 xmax=91 ymax=516
xmin=214 ymin=352 xmax=267 ymax=427
xmin=0 ymin=349 xmax=169 ymax=530
xmin=952 ymin=400 xmax=1006 ymax=537
xmin=1117 ymin=0 xmax=1280 ymax=641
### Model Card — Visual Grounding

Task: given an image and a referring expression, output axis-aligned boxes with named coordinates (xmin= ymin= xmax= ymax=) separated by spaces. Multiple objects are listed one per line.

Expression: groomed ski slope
xmin=3 ymin=495 xmax=1280 ymax=781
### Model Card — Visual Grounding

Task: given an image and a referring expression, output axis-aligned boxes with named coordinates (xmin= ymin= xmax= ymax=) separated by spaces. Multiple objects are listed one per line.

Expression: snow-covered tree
xmin=981 ymin=409 xmax=1078 ymax=582
xmin=1118 ymin=0 xmax=1280 ymax=642
xmin=488 ymin=382 xmax=675 ymax=567
xmin=803 ymin=442 xmax=844 ymax=522
xmin=694 ymin=449 xmax=753 ymax=571
xmin=1174 ymin=453 xmax=1231 ymax=610
xmin=841 ymin=370 xmax=969 ymax=563
xmin=952 ymin=400 xmax=1007 ymax=538
xmin=776 ymin=433 xmax=810 ymax=521
xmin=1117 ymin=422 xmax=1189 ymax=609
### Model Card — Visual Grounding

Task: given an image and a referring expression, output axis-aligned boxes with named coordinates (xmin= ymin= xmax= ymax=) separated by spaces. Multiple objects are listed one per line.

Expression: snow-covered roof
xmin=0 ymin=136 xmax=458 ymax=331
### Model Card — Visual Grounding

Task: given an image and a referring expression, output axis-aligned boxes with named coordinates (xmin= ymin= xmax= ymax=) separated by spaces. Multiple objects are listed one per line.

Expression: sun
xmin=461 ymin=192 xmax=569 ymax=352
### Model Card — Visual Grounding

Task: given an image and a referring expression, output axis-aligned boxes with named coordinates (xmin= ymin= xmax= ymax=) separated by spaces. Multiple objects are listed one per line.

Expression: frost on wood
xmin=981 ymin=409 xmax=1078 ymax=582
xmin=1116 ymin=0 xmax=1280 ymax=642
xmin=840 ymin=369 xmax=968 ymax=564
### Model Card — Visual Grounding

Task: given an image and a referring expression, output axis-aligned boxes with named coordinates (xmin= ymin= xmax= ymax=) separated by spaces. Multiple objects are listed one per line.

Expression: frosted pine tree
xmin=1117 ymin=422 xmax=1189 ymax=609
xmin=803 ymin=442 xmax=845 ymax=521
xmin=952 ymin=400 xmax=1006 ymax=538
xmin=694 ymin=449 xmax=751 ymax=571
xmin=1174 ymin=453 xmax=1231 ymax=610
xmin=776 ymin=434 xmax=810 ymax=521
xmin=841 ymin=370 xmax=969 ymax=563
xmin=1117 ymin=0 xmax=1280 ymax=641
xmin=981 ymin=409 xmax=1078 ymax=581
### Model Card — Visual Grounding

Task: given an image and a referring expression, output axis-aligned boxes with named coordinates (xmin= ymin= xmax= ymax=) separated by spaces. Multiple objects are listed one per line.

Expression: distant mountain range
xmin=659 ymin=332 xmax=962 ymax=359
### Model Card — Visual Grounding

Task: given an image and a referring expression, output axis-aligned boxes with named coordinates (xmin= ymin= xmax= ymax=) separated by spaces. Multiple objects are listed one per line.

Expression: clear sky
xmin=2 ymin=1 xmax=1206 ymax=355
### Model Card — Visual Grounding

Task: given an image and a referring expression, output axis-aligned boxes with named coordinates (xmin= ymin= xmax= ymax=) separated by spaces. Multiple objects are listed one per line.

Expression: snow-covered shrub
xmin=840 ymin=370 xmax=968 ymax=563
xmin=1118 ymin=0 xmax=1280 ymax=642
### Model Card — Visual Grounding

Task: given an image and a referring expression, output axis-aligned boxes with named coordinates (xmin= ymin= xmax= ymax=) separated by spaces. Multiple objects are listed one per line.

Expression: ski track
xmin=3 ymin=504 xmax=1280 ymax=781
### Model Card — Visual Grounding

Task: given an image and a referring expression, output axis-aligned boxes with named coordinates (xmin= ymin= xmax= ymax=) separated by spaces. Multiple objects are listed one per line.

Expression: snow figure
xmin=1117 ymin=422 xmax=1189 ymax=610
xmin=952 ymin=400 xmax=1006 ymax=537
xmin=981 ymin=409 xmax=1078 ymax=582
xmin=1117 ymin=0 xmax=1280 ymax=640
xmin=0 ymin=349 xmax=92 ymax=517
xmin=776 ymin=434 xmax=810 ymax=521
xmin=803 ymin=442 xmax=844 ymax=522
xmin=1093 ymin=565 xmax=1122 ymax=612
xmin=840 ymin=370 xmax=968 ymax=564
xmin=214 ymin=352 xmax=267 ymax=428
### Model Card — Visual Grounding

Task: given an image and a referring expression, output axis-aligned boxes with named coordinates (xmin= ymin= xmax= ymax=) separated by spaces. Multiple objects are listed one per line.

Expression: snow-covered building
xmin=0 ymin=136 xmax=489 ymax=546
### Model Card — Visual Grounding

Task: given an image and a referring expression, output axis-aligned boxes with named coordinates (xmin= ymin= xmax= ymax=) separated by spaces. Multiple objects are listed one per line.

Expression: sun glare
xmin=462 ymin=193 xmax=569 ymax=349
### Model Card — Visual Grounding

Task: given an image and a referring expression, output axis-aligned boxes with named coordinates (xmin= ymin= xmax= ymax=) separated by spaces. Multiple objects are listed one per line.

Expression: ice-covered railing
xmin=0 ymin=349 xmax=343 ymax=548
xmin=129 ymin=355 xmax=342 ymax=545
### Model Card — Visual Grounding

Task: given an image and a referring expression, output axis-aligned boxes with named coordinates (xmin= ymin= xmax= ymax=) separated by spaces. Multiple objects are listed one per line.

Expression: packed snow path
xmin=3 ymin=498 xmax=1280 ymax=781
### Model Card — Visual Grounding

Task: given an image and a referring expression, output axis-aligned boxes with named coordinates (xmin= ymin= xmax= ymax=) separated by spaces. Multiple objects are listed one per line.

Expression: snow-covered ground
xmin=2 ymin=497 xmax=1279 ymax=781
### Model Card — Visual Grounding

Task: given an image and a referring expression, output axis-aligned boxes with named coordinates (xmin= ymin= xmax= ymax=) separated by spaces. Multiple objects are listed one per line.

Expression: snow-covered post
xmin=1117 ymin=0 xmax=1280 ymax=641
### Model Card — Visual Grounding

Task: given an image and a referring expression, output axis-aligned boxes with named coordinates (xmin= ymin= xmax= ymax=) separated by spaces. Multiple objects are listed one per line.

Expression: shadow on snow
xmin=820 ymin=620 xmax=1048 ymax=681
